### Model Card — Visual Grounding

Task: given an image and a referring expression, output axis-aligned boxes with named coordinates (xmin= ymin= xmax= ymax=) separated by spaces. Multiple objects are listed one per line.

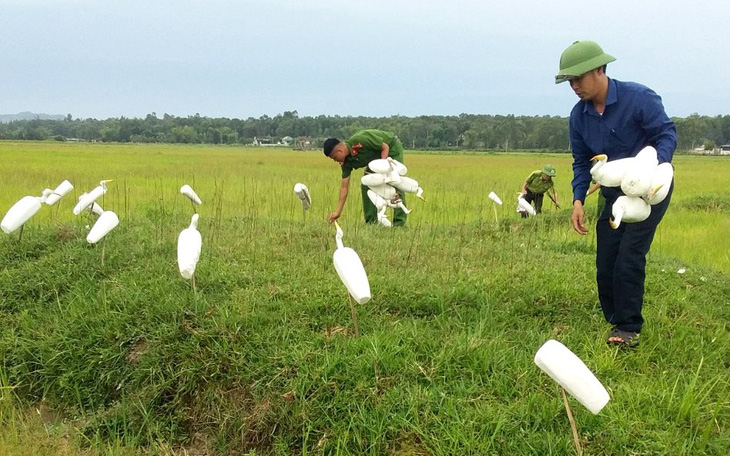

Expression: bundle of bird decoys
xmin=590 ymin=146 xmax=673 ymax=228
xmin=359 ymin=157 xmax=425 ymax=227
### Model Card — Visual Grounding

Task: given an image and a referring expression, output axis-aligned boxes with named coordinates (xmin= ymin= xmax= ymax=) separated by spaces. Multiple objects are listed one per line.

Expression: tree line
xmin=1 ymin=111 xmax=728 ymax=152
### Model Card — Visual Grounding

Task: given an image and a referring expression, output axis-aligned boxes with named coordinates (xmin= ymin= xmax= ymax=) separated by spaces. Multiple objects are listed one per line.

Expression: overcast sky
xmin=1 ymin=0 xmax=728 ymax=120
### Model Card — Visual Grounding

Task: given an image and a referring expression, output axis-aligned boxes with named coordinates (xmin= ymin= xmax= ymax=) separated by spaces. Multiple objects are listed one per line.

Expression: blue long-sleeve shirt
xmin=570 ymin=78 xmax=676 ymax=204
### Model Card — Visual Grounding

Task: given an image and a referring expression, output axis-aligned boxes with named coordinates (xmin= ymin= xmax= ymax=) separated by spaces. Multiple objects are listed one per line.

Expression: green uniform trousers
xmin=360 ymin=139 xmax=407 ymax=226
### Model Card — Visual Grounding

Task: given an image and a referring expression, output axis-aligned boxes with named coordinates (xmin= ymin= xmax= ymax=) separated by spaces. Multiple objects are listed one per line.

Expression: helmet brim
xmin=555 ymin=53 xmax=616 ymax=84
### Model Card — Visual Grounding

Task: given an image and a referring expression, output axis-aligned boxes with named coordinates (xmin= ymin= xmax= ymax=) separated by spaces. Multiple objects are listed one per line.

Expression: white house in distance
xmin=251 ymin=136 xmax=293 ymax=147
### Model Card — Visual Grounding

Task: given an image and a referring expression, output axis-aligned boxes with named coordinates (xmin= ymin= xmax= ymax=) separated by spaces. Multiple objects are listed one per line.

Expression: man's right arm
xmin=570 ymin=116 xmax=591 ymax=235
xmin=328 ymin=176 xmax=351 ymax=223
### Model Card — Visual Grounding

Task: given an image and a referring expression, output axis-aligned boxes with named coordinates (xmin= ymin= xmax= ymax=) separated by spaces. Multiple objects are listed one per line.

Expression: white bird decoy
xmin=367 ymin=159 xmax=392 ymax=174
xmin=366 ymin=183 xmax=398 ymax=202
xmin=590 ymin=155 xmax=632 ymax=187
xmin=180 ymin=184 xmax=202 ymax=206
xmin=177 ymin=213 xmax=202 ymax=290
xmin=488 ymin=191 xmax=503 ymax=205
xmin=387 ymin=157 xmax=408 ymax=176
xmin=1 ymin=189 xmax=52 ymax=235
xmin=534 ymin=339 xmax=610 ymax=415
xmin=73 ymin=180 xmax=113 ymax=216
xmin=361 ymin=173 xmax=389 ymax=187
xmin=293 ymin=183 xmax=311 ymax=210
xmin=390 ymin=176 xmax=425 ymax=201
xmin=610 ymin=195 xmax=651 ymax=229
xmin=366 ymin=190 xmax=393 ymax=228
xmin=643 ymin=162 xmax=673 ymax=205
xmin=332 ymin=222 xmax=371 ymax=305
xmin=44 ymin=180 xmax=74 ymax=206
xmin=621 ymin=146 xmax=658 ymax=197
xmin=516 ymin=194 xmax=536 ymax=216
xmin=77 ymin=193 xmax=104 ymax=216
xmin=365 ymin=158 xmax=401 ymax=184
xmin=86 ymin=211 xmax=119 ymax=244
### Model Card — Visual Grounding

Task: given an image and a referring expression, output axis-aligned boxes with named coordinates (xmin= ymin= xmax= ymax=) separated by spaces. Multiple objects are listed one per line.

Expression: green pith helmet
xmin=555 ymin=40 xmax=616 ymax=84
xmin=542 ymin=164 xmax=556 ymax=177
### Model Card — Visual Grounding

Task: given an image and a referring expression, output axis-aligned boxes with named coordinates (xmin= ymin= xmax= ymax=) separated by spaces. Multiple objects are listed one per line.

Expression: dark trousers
xmin=596 ymin=182 xmax=673 ymax=333
xmin=521 ymin=190 xmax=544 ymax=217
xmin=362 ymin=139 xmax=407 ymax=227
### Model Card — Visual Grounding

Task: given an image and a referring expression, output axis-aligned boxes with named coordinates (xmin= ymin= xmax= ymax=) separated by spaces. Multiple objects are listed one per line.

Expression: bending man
xmin=557 ymin=40 xmax=676 ymax=347
xmin=323 ymin=129 xmax=407 ymax=226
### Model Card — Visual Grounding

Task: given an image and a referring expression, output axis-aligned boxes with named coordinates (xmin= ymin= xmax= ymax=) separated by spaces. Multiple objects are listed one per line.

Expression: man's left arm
xmin=380 ymin=142 xmax=390 ymax=159
xmin=641 ymin=89 xmax=677 ymax=164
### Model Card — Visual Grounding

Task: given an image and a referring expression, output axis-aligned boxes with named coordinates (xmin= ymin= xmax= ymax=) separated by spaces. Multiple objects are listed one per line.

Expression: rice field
xmin=1 ymin=142 xmax=728 ymax=273
xmin=1 ymin=141 xmax=729 ymax=455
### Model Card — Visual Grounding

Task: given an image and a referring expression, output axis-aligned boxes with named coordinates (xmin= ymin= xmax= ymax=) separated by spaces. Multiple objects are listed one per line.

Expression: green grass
xmin=1 ymin=142 xmax=729 ymax=455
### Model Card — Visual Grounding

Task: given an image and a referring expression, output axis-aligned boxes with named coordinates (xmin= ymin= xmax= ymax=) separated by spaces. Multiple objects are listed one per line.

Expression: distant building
xmin=294 ymin=136 xmax=312 ymax=150
xmin=720 ymin=145 xmax=730 ymax=156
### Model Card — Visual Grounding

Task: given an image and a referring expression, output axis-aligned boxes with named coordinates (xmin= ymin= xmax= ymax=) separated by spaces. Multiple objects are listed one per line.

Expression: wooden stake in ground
xmin=101 ymin=237 xmax=107 ymax=267
xmin=347 ymin=293 xmax=360 ymax=337
xmin=561 ymin=387 xmax=583 ymax=456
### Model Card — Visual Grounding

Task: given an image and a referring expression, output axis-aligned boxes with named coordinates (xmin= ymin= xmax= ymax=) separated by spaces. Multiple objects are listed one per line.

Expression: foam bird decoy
xmin=87 ymin=211 xmax=119 ymax=244
xmin=77 ymin=193 xmax=104 ymax=216
xmin=590 ymin=155 xmax=632 ymax=187
xmin=45 ymin=180 xmax=74 ymax=206
xmin=643 ymin=162 xmax=673 ymax=205
xmin=332 ymin=222 xmax=371 ymax=304
xmin=73 ymin=180 xmax=113 ymax=216
xmin=488 ymin=191 xmax=503 ymax=205
xmin=293 ymin=183 xmax=312 ymax=210
xmin=177 ymin=213 xmax=202 ymax=291
xmin=390 ymin=176 xmax=425 ymax=201
xmin=516 ymin=193 xmax=536 ymax=216
xmin=180 ymin=184 xmax=202 ymax=211
xmin=534 ymin=339 xmax=610 ymax=415
xmin=610 ymin=195 xmax=651 ymax=229
xmin=1 ymin=189 xmax=52 ymax=235
xmin=366 ymin=190 xmax=394 ymax=227
xmin=620 ymin=146 xmax=658 ymax=197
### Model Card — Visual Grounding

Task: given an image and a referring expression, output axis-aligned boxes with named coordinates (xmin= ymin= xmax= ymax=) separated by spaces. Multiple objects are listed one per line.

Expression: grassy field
xmin=1 ymin=142 xmax=729 ymax=455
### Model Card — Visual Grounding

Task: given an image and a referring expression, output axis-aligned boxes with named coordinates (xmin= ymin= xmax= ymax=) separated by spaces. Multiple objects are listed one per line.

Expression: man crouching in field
xmin=323 ymin=129 xmax=407 ymax=226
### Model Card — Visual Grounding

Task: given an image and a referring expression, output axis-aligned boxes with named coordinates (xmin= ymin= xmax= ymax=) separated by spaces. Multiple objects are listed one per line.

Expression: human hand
xmin=328 ymin=211 xmax=341 ymax=224
xmin=571 ymin=201 xmax=588 ymax=235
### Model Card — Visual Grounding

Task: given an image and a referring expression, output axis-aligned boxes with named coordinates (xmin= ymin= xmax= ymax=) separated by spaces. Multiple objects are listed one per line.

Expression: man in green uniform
xmin=520 ymin=165 xmax=560 ymax=217
xmin=323 ymin=129 xmax=407 ymax=226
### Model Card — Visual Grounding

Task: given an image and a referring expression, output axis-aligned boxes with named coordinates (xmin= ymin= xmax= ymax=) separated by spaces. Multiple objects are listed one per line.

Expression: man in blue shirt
xmin=556 ymin=40 xmax=676 ymax=347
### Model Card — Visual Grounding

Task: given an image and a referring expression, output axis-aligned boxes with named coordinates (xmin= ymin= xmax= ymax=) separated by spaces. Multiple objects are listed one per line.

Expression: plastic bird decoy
xmin=610 ymin=195 xmax=651 ymax=229
xmin=643 ymin=162 xmax=673 ymax=205
xmin=178 ymin=213 xmax=202 ymax=291
xmin=1 ymin=189 xmax=52 ymax=235
xmin=366 ymin=190 xmax=393 ymax=227
xmin=516 ymin=194 xmax=536 ymax=216
xmin=44 ymin=180 xmax=74 ymax=206
xmin=390 ymin=176 xmax=425 ymax=201
xmin=180 ymin=184 xmax=202 ymax=206
xmin=534 ymin=339 xmax=610 ymax=415
xmin=73 ymin=180 xmax=113 ymax=215
xmin=87 ymin=211 xmax=119 ymax=244
xmin=77 ymin=193 xmax=104 ymax=216
xmin=293 ymin=183 xmax=312 ymax=210
xmin=332 ymin=222 xmax=371 ymax=304
xmin=621 ymin=146 xmax=658 ymax=197
xmin=590 ymin=154 xmax=631 ymax=187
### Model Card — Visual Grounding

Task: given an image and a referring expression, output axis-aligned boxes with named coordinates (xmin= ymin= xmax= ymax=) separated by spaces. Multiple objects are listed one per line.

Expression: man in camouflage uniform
xmin=323 ymin=129 xmax=407 ymax=226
